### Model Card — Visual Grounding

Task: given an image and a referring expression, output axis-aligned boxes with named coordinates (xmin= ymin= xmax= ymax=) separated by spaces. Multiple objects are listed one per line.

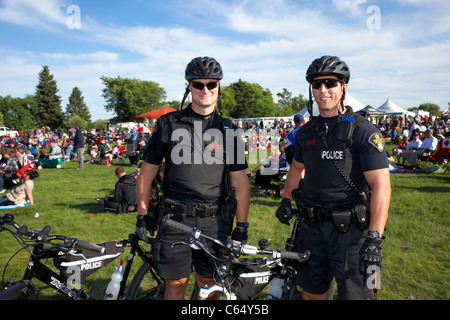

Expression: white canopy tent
xmin=294 ymin=92 xmax=366 ymax=120
xmin=377 ymin=98 xmax=413 ymax=116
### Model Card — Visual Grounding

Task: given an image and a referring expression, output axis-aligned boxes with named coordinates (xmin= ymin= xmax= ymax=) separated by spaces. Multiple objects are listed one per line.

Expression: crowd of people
xmin=1 ymin=54 xmax=450 ymax=301
xmin=0 ymin=124 xmax=151 ymax=210
xmin=376 ymin=114 xmax=450 ymax=170
xmin=0 ymin=103 xmax=448 ymax=210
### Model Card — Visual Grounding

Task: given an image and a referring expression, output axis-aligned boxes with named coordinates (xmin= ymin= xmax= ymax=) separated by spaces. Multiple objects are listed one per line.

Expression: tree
xmin=164 ymin=100 xmax=181 ymax=110
xmin=221 ymin=79 xmax=277 ymax=118
xmin=34 ymin=66 xmax=64 ymax=128
xmin=276 ymin=89 xmax=308 ymax=116
xmin=101 ymin=76 xmax=167 ymax=121
xmin=67 ymin=114 xmax=87 ymax=131
xmin=0 ymin=95 xmax=36 ymax=130
xmin=66 ymin=87 xmax=91 ymax=123
xmin=418 ymin=103 xmax=441 ymax=116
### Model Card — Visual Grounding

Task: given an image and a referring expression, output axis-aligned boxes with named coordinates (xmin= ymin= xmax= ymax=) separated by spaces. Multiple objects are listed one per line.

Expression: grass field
xmin=0 ymin=148 xmax=449 ymax=300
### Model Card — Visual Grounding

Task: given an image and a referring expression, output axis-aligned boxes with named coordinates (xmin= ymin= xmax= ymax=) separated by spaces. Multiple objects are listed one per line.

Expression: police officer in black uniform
xmin=136 ymin=57 xmax=250 ymax=300
xmin=276 ymin=56 xmax=391 ymax=300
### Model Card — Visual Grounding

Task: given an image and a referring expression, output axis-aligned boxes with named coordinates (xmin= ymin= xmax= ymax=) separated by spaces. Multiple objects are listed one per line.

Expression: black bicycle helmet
xmin=185 ymin=56 xmax=223 ymax=81
xmin=306 ymin=55 xmax=350 ymax=84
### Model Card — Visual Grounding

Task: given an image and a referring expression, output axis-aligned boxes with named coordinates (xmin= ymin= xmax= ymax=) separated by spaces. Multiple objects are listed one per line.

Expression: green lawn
xmin=0 ymin=151 xmax=449 ymax=300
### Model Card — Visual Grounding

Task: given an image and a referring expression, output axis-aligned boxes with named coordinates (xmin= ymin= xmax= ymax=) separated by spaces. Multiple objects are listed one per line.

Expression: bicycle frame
xmin=198 ymin=260 xmax=280 ymax=300
xmin=0 ymin=222 xmax=157 ymax=300
xmin=162 ymin=216 xmax=309 ymax=300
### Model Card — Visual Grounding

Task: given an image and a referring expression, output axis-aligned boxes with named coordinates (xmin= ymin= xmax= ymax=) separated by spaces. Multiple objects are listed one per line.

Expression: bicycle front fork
xmin=198 ymin=285 xmax=237 ymax=300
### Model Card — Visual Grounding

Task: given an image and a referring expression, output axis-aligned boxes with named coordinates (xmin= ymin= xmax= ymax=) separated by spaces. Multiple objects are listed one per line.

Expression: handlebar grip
xmin=164 ymin=216 xmax=194 ymax=235
xmin=279 ymin=250 xmax=310 ymax=262
xmin=36 ymin=225 xmax=51 ymax=241
xmin=76 ymin=240 xmax=105 ymax=254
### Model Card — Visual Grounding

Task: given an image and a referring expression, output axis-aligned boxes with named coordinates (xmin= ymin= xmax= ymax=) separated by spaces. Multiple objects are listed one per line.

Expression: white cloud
xmin=0 ymin=0 xmax=68 ymax=30
xmin=42 ymin=51 xmax=119 ymax=61
xmin=332 ymin=0 xmax=368 ymax=16
xmin=1 ymin=0 xmax=450 ymax=121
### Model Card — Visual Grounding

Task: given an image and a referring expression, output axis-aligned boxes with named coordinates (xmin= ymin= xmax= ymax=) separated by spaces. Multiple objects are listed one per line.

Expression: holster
xmin=220 ymin=188 xmax=237 ymax=236
xmin=291 ymin=188 xmax=317 ymax=228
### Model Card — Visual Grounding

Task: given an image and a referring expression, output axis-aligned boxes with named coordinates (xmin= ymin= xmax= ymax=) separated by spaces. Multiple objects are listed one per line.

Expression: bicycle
xmin=157 ymin=214 xmax=311 ymax=300
xmin=0 ymin=213 xmax=163 ymax=300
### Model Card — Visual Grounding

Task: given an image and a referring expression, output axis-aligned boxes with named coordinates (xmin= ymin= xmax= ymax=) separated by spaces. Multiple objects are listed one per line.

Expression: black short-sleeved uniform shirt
xmin=142 ymin=104 xmax=247 ymax=203
xmin=293 ymin=109 xmax=388 ymax=208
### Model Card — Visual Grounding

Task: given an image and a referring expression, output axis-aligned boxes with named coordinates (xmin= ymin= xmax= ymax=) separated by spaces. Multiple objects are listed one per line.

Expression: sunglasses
xmin=191 ymin=81 xmax=219 ymax=91
xmin=311 ymin=78 xmax=341 ymax=90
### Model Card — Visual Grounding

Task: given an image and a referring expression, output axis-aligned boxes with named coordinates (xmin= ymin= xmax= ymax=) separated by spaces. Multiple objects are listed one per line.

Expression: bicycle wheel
xmin=125 ymin=261 xmax=165 ymax=300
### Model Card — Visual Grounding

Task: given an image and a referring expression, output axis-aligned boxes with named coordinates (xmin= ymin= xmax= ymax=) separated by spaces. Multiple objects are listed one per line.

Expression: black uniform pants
xmin=294 ymin=221 xmax=373 ymax=300
xmin=153 ymin=208 xmax=228 ymax=280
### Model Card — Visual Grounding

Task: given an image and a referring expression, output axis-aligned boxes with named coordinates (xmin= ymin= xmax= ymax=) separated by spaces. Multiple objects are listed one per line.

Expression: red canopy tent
xmin=136 ymin=106 xmax=177 ymax=119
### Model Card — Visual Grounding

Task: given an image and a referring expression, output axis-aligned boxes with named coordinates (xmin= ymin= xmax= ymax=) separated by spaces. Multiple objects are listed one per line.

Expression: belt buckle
xmin=314 ymin=208 xmax=330 ymax=222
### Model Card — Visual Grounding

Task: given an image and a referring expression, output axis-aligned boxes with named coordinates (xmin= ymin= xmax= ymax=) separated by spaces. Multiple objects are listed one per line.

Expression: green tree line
xmin=2 ymin=65 xmax=444 ymax=131
xmin=0 ymin=66 xmax=309 ymax=131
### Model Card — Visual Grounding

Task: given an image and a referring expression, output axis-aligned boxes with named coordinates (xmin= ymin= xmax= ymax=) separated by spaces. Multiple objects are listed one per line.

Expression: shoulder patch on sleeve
xmin=368 ymin=133 xmax=385 ymax=152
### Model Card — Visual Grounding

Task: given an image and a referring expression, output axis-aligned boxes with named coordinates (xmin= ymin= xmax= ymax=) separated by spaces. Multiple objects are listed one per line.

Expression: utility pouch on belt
xmin=352 ymin=203 xmax=369 ymax=230
xmin=331 ymin=209 xmax=352 ymax=233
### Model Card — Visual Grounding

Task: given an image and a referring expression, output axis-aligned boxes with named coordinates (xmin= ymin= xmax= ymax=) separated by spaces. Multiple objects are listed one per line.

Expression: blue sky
xmin=1 ymin=0 xmax=449 ymax=121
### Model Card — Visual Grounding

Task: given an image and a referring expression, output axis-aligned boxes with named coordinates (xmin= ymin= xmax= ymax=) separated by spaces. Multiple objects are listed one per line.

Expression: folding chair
xmin=421 ymin=136 xmax=450 ymax=173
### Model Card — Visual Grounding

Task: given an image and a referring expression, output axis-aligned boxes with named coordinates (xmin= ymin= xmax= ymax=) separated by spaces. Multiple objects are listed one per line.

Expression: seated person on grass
xmin=247 ymin=139 xmax=288 ymax=196
xmin=0 ymin=169 xmax=39 ymax=206
xmin=97 ymin=167 xmax=137 ymax=213
xmin=43 ymin=141 xmax=63 ymax=160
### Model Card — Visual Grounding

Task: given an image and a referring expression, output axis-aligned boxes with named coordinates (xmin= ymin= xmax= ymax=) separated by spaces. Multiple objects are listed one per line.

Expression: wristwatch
xmin=236 ymin=222 xmax=249 ymax=229
xmin=368 ymin=230 xmax=385 ymax=239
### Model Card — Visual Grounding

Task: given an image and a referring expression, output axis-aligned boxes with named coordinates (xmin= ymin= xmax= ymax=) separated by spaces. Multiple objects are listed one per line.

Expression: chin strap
xmin=180 ymin=85 xmax=190 ymax=110
xmin=338 ymin=84 xmax=346 ymax=118
xmin=308 ymin=84 xmax=313 ymax=117
xmin=217 ymin=86 xmax=223 ymax=116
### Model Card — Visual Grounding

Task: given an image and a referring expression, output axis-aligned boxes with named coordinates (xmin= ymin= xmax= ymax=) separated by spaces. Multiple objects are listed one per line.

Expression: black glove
xmin=276 ymin=198 xmax=293 ymax=226
xmin=359 ymin=237 xmax=383 ymax=275
xmin=136 ymin=214 xmax=154 ymax=241
xmin=231 ymin=227 xmax=248 ymax=245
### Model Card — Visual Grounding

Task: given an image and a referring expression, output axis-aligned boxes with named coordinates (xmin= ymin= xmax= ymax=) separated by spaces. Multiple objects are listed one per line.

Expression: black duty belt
xmin=162 ymin=198 xmax=220 ymax=218
xmin=312 ymin=207 xmax=335 ymax=222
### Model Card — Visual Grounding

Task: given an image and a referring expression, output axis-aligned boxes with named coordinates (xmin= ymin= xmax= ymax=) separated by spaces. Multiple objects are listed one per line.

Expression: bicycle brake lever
xmin=69 ymin=251 xmax=88 ymax=263
xmin=171 ymin=241 xmax=189 ymax=247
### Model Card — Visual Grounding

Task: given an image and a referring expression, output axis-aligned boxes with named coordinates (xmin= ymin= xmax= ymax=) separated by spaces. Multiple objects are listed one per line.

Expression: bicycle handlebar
xmin=0 ymin=214 xmax=105 ymax=254
xmin=162 ymin=215 xmax=309 ymax=263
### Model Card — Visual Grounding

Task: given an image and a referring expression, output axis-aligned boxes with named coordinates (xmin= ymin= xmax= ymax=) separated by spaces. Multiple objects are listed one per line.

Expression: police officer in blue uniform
xmin=136 ymin=57 xmax=250 ymax=300
xmin=276 ymin=56 xmax=391 ymax=300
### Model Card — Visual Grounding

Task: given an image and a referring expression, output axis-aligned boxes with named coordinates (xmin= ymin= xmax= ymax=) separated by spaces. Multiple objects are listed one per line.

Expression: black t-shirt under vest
xmin=293 ymin=107 xmax=388 ymax=209
xmin=142 ymin=104 xmax=247 ymax=203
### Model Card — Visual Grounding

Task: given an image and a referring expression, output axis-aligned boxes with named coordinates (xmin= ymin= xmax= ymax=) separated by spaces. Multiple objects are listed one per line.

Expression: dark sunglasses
xmin=191 ymin=81 xmax=219 ymax=91
xmin=311 ymin=78 xmax=341 ymax=90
